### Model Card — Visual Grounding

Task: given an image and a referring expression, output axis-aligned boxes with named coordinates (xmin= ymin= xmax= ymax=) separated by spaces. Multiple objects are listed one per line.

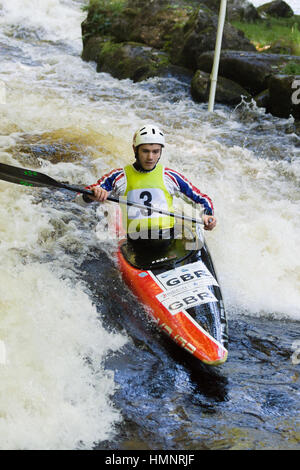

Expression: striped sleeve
xmin=164 ymin=167 xmax=214 ymax=215
xmin=76 ymin=168 xmax=126 ymax=205
xmin=86 ymin=168 xmax=125 ymax=193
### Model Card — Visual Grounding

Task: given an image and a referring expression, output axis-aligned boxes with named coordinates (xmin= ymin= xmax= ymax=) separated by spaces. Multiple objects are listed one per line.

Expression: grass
xmin=282 ymin=61 xmax=300 ymax=74
xmin=232 ymin=16 xmax=300 ymax=56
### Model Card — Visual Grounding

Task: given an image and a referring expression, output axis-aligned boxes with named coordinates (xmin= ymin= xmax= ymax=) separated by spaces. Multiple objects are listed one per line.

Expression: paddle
xmin=0 ymin=162 xmax=205 ymax=224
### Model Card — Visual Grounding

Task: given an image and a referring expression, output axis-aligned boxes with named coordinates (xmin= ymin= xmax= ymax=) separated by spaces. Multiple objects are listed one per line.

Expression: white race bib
xmin=127 ymin=188 xmax=169 ymax=220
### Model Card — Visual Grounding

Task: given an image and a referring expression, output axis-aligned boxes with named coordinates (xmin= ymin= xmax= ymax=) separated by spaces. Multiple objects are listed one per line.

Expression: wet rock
xmin=81 ymin=1 xmax=255 ymax=72
xmin=174 ymin=6 xmax=255 ymax=70
xmin=81 ymin=36 xmax=107 ymax=63
xmin=94 ymin=41 xmax=173 ymax=82
xmin=254 ymin=89 xmax=270 ymax=110
xmin=268 ymin=74 xmax=300 ymax=119
xmin=257 ymin=1 xmax=294 ymax=18
xmin=197 ymin=51 xmax=300 ymax=95
xmin=82 ymin=0 xmax=192 ymax=50
xmin=80 ymin=0 xmax=300 ymax=119
xmin=191 ymin=69 xmax=251 ymax=105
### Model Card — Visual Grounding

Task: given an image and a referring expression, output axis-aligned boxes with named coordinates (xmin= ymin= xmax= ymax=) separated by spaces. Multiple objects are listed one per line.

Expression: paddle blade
xmin=0 ymin=162 xmax=63 ymax=189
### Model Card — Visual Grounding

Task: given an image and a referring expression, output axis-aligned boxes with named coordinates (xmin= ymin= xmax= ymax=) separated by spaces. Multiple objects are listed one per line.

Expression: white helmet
xmin=133 ymin=125 xmax=165 ymax=147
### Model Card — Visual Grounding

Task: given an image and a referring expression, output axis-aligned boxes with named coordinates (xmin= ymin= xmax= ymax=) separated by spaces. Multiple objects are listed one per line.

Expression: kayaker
xmin=77 ymin=124 xmax=216 ymax=247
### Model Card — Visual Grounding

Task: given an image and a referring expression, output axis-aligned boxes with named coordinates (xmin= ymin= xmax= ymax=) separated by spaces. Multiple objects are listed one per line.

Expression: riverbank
xmin=232 ymin=15 xmax=300 ymax=56
xmin=81 ymin=0 xmax=300 ymax=120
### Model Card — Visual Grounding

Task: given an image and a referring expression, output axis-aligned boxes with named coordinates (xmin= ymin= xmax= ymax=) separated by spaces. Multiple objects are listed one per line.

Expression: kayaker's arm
xmin=75 ymin=187 xmax=110 ymax=206
xmin=75 ymin=168 xmax=125 ymax=206
xmin=76 ymin=188 xmax=111 ymax=206
xmin=164 ymin=168 xmax=216 ymax=230
xmin=84 ymin=186 xmax=109 ymax=202
xmin=165 ymin=168 xmax=214 ymax=214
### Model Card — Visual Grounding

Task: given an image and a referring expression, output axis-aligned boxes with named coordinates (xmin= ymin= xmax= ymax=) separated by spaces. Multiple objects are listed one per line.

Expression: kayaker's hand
xmin=202 ymin=215 xmax=217 ymax=231
xmin=88 ymin=187 xmax=109 ymax=202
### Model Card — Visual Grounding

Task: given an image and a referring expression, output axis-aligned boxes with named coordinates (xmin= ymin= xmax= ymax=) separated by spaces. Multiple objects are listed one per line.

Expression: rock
xmin=156 ymin=65 xmax=194 ymax=82
xmin=191 ymin=69 xmax=251 ymax=105
xmin=80 ymin=0 xmax=300 ymax=119
xmin=81 ymin=36 xmax=107 ymax=63
xmin=268 ymin=74 xmax=300 ymax=118
xmin=201 ymin=0 xmax=260 ymax=22
xmin=254 ymin=89 xmax=270 ymax=109
xmin=197 ymin=51 xmax=300 ymax=95
xmin=230 ymin=3 xmax=260 ymax=22
xmin=83 ymin=0 xmax=192 ymax=50
xmin=257 ymin=1 xmax=294 ymax=18
xmin=82 ymin=1 xmax=255 ymax=72
xmin=174 ymin=6 xmax=255 ymax=70
xmin=191 ymin=70 xmax=210 ymax=102
xmin=93 ymin=40 xmax=176 ymax=82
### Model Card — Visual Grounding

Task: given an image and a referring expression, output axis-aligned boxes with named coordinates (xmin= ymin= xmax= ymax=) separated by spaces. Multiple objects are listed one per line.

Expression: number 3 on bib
xmin=123 ymin=163 xmax=175 ymax=232
xmin=127 ymin=188 xmax=167 ymax=220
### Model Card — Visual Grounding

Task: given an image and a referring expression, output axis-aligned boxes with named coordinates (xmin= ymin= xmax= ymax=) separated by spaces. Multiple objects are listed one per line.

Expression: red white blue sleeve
xmin=86 ymin=168 xmax=126 ymax=194
xmin=78 ymin=168 xmax=126 ymax=204
xmin=164 ymin=168 xmax=214 ymax=215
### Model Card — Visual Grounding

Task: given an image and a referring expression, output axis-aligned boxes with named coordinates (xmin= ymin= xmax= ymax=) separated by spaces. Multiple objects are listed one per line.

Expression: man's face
xmin=134 ymin=144 xmax=162 ymax=171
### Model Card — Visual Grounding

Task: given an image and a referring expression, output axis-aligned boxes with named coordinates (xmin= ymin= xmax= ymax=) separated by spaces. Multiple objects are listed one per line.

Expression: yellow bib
xmin=122 ymin=164 xmax=174 ymax=234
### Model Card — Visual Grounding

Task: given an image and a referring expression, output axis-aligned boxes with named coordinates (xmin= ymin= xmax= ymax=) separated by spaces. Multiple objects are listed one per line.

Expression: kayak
xmin=116 ymin=223 xmax=228 ymax=366
xmin=0 ymin=163 xmax=227 ymax=365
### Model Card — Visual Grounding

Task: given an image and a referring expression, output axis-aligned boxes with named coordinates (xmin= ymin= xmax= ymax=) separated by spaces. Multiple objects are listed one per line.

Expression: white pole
xmin=208 ymin=0 xmax=227 ymax=112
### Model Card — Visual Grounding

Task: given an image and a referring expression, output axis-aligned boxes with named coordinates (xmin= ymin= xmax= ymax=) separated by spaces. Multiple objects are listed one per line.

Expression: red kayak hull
xmin=116 ymin=241 xmax=228 ymax=366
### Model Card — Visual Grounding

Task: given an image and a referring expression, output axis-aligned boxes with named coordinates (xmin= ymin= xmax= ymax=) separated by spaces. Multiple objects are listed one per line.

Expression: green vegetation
xmin=82 ymin=0 xmax=126 ymax=14
xmin=232 ymin=16 xmax=300 ymax=56
xmin=282 ymin=61 xmax=300 ymax=74
xmin=82 ymin=0 xmax=126 ymax=37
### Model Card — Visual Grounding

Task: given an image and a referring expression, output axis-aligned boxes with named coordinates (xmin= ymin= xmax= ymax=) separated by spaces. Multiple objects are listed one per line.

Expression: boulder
xmin=81 ymin=36 xmax=107 ymax=63
xmin=174 ymin=6 xmax=255 ymax=70
xmin=268 ymin=74 xmax=300 ymax=118
xmin=80 ymin=0 xmax=300 ymax=119
xmin=90 ymin=40 xmax=188 ymax=83
xmin=191 ymin=70 xmax=251 ymax=105
xmin=197 ymin=51 xmax=300 ymax=95
xmin=254 ymin=89 xmax=270 ymax=109
xmin=257 ymin=1 xmax=294 ymax=18
xmin=201 ymin=0 xmax=260 ymax=22
xmin=82 ymin=0 xmax=192 ymax=50
xmin=82 ymin=0 xmax=255 ymax=72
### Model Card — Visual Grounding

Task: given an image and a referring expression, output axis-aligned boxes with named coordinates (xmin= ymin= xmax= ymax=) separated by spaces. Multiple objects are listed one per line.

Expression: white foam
xmin=0 ymin=0 xmax=85 ymax=49
xmin=0 ymin=261 xmax=126 ymax=450
xmin=0 ymin=181 xmax=127 ymax=449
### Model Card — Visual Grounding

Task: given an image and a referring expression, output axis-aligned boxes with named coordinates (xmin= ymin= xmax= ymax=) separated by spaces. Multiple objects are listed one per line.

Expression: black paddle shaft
xmin=0 ymin=162 xmax=204 ymax=224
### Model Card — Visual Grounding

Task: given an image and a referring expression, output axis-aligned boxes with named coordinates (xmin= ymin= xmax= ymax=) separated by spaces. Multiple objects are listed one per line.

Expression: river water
xmin=0 ymin=0 xmax=299 ymax=451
